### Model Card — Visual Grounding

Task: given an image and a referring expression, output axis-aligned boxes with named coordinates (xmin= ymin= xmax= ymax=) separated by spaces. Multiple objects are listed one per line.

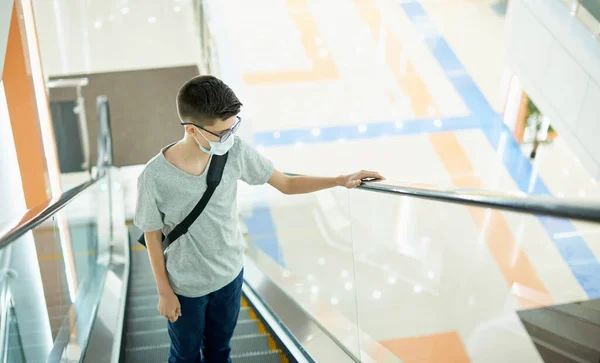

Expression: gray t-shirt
xmin=134 ymin=136 xmax=274 ymax=297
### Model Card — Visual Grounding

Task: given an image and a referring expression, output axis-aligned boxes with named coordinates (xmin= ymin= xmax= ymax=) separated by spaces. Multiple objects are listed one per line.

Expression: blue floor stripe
xmin=254 ymin=116 xmax=481 ymax=147
xmin=244 ymin=194 xmax=286 ymax=268
xmin=401 ymin=1 xmax=600 ymax=298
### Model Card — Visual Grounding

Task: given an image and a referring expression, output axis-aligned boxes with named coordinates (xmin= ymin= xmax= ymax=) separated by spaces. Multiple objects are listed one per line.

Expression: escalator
xmin=2 ymin=98 xmax=600 ymax=362
xmin=123 ymin=226 xmax=290 ymax=363
xmin=2 ymin=172 xmax=600 ymax=363
xmin=0 ymin=97 xmax=319 ymax=363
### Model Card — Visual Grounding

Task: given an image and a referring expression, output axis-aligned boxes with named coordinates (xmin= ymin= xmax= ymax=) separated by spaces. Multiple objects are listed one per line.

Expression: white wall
xmin=0 ymin=81 xmax=26 ymax=225
xmin=0 ymin=0 xmax=13 ymax=77
xmin=506 ymin=0 xmax=600 ymax=179
xmin=32 ymin=0 xmax=202 ymax=77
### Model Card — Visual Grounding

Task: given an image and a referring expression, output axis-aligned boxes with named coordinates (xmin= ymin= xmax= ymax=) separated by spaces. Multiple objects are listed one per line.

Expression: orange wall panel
xmin=2 ymin=2 xmax=50 ymax=207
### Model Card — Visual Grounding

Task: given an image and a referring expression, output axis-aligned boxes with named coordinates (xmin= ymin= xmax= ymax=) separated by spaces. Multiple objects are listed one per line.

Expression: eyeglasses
xmin=181 ymin=116 xmax=242 ymax=143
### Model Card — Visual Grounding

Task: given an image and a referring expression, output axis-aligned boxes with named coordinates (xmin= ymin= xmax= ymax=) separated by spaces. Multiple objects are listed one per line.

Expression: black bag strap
xmin=137 ymin=152 xmax=228 ymax=247
xmin=165 ymin=152 xmax=229 ymax=244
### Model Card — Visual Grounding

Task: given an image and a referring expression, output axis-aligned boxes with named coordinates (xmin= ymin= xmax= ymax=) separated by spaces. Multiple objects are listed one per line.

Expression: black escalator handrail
xmin=0 ymin=177 xmax=102 ymax=249
xmin=359 ymin=181 xmax=600 ymax=223
xmin=285 ymin=173 xmax=600 ymax=223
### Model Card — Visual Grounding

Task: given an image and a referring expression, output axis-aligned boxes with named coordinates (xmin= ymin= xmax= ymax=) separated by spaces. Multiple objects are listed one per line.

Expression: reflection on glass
xmin=348 ymin=182 xmax=600 ymax=363
xmin=2 ymin=179 xmax=111 ymax=362
xmin=242 ymin=184 xmax=362 ymax=359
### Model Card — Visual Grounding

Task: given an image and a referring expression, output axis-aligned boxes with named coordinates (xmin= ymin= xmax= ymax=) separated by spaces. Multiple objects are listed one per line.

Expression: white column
xmin=0 ymin=81 xmax=53 ymax=362
xmin=0 ymin=0 xmax=13 ymax=77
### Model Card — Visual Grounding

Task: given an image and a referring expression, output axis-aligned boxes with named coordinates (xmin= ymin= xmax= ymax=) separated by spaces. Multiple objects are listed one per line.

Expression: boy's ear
xmin=184 ymin=125 xmax=197 ymax=135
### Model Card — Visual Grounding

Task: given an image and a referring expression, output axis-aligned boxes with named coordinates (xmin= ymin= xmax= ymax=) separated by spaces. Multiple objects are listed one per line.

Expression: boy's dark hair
xmin=176 ymin=75 xmax=242 ymax=126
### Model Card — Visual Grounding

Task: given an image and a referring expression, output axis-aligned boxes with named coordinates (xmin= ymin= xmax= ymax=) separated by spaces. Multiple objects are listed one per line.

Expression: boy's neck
xmin=175 ymin=136 xmax=210 ymax=162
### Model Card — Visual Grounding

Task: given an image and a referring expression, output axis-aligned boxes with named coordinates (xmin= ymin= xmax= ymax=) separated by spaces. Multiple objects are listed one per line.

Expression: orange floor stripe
xmin=355 ymin=0 xmax=438 ymax=118
xmin=429 ymin=133 xmax=552 ymax=308
xmin=242 ymin=0 xmax=339 ymax=84
xmin=381 ymin=331 xmax=471 ymax=363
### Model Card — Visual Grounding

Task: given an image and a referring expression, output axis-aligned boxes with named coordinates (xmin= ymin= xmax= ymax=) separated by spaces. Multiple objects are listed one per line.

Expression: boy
xmin=134 ymin=75 xmax=383 ymax=363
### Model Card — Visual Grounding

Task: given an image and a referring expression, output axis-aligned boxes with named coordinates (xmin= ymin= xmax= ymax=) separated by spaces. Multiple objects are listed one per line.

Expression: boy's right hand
xmin=158 ymin=291 xmax=182 ymax=323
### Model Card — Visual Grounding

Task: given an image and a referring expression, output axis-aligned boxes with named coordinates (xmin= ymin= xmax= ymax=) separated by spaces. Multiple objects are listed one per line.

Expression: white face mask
xmin=195 ymin=131 xmax=235 ymax=155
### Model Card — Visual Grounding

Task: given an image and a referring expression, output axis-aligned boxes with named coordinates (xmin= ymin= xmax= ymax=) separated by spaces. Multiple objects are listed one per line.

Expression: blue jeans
xmin=168 ymin=269 xmax=243 ymax=363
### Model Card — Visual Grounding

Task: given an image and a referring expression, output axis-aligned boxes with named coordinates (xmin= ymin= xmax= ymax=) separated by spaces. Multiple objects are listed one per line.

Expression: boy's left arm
xmin=268 ymin=169 xmax=384 ymax=195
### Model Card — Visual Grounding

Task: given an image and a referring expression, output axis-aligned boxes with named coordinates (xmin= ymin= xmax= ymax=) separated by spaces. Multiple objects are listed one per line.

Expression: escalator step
xmin=125 ymin=345 xmax=281 ymax=363
xmin=129 ymin=282 xmax=158 ymax=291
xmin=126 ymin=319 xmax=261 ymax=339
xmin=131 ymin=260 xmax=151 ymax=264
xmin=124 ymin=345 xmax=168 ymax=363
xmin=126 ymin=317 xmax=259 ymax=335
xmin=126 ymin=329 xmax=170 ymax=348
xmin=126 ymin=303 xmax=157 ymax=313
xmin=238 ymin=307 xmax=251 ymax=321
xmin=127 ymin=316 xmax=166 ymax=332
xmin=131 ymin=265 xmax=151 ymax=271
xmin=125 ymin=305 xmax=251 ymax=322
xmin=233 ymin=320 xmax=260 ymax=336
xmin=126 ymin=331 xmax=270 ymax=355
xmin=131 ymin=270 xmax=153 ymax=277
xmin=230 ymin=334 xmax=272 ymax=355
xmin=126 ymin=228 xmax=283 ymax=363
xmin=126 ymin=305 xmax=160 ymax=319
xmin=130 ymin=277 xmax=156 ymax=284
xmin=128 ymin=294 xmax=159 ymax=307
xmin=128 ymin=285 xmax=158 ymax=296
xmin=129 ymin=281 xmax=158 ymax=292
xmin=232 ymin=351 xmax=283 ymax=363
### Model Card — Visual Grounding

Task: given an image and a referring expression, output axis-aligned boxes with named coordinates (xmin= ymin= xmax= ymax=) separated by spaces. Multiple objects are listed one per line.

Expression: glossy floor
xmin=223 ymin=0 xmax=600 ymax=362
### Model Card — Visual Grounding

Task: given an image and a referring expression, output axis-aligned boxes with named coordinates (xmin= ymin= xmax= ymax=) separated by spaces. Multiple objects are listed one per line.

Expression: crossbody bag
xmin=137 ymin=152 xmax=229 ymax=247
